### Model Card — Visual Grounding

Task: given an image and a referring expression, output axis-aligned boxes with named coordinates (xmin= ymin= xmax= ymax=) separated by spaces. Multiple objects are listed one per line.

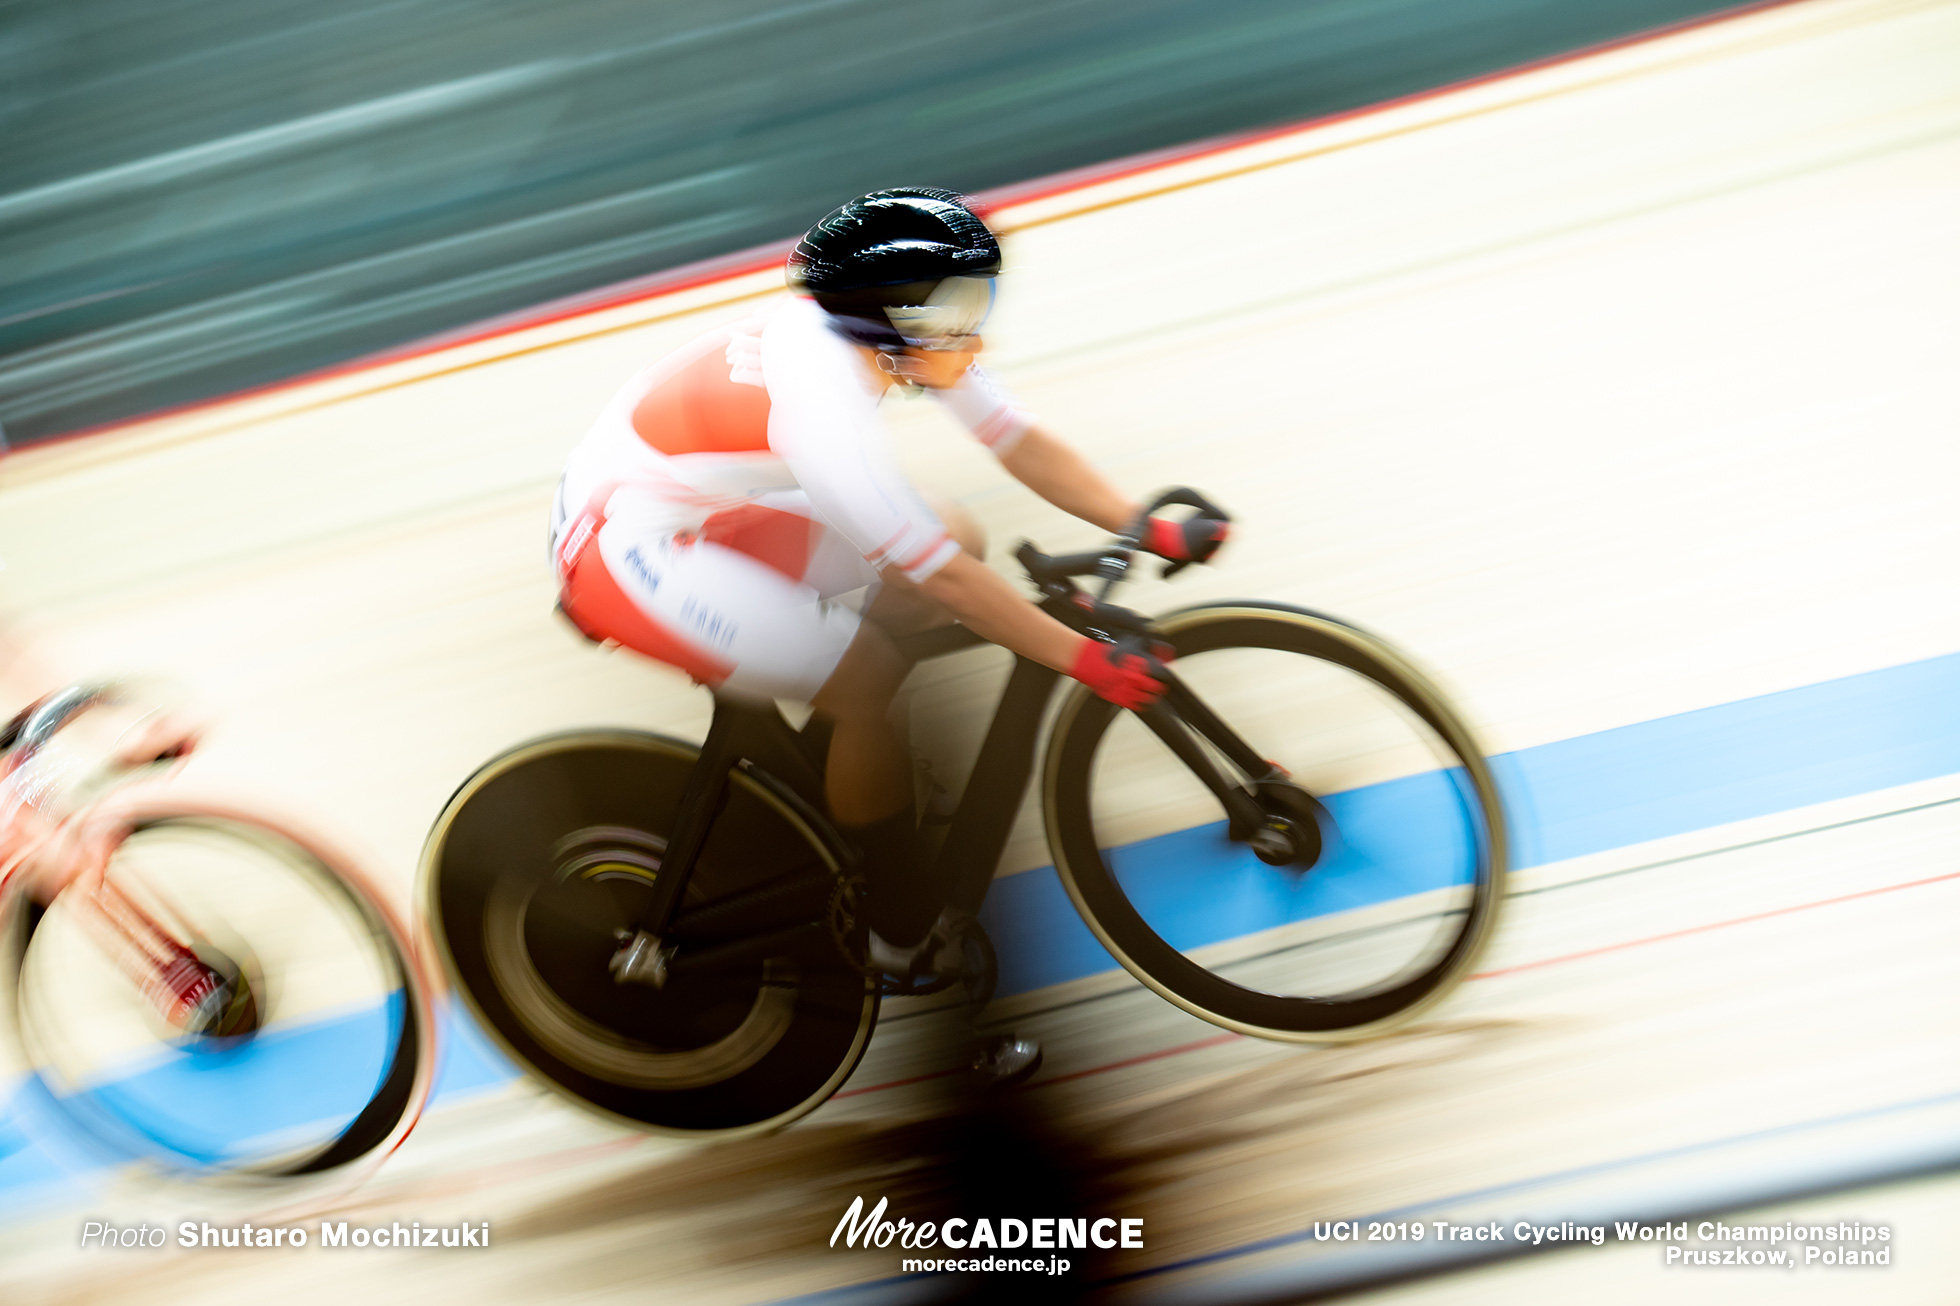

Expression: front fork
xmin=1144 ymin=673 xmax=1314 ymax=864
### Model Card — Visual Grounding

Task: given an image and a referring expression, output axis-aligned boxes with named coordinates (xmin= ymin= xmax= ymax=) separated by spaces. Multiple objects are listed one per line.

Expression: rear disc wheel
xmin=423 ymin=730 xmax=876 ymax=1135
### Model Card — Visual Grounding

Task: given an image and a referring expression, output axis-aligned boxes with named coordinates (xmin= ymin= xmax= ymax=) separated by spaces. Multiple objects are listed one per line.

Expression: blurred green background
xmin=0 ymin=0 xmax=1740 ymax=444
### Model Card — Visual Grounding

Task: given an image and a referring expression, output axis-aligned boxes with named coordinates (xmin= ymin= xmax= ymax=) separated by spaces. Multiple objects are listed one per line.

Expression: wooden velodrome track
xmin=3 ymin=0 xmax=1958 ymax=1300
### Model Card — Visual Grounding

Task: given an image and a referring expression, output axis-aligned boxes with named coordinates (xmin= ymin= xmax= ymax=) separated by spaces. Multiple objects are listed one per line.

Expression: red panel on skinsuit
xmin=630 ymin=326 xmax=773 ymax=455
xmin=699 ymin=503 xmax=821 ymax=582
xmin=559 ymin=541 xmax=734 ymax=687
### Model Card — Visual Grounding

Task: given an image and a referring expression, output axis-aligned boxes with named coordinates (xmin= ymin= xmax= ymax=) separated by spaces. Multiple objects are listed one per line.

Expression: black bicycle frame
xmin=910 ymin=634 xmax=1061 ymax=918
xmin=627 ymin=610 xmax=1277 ymax=957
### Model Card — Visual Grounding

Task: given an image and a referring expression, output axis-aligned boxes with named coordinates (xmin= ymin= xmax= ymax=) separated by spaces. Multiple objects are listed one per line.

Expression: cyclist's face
xmin=899 ymin=337 xmax=981 ymax=389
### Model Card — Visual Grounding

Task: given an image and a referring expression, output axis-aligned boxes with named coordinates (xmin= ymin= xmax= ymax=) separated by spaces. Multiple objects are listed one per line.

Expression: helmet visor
xmin=883 ymin=276 xmax=995 ymax=349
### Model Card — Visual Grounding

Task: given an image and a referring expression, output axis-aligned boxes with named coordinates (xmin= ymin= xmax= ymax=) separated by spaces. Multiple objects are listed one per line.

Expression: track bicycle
xmin=0 ymin=684 xmax=436 ymax=1187
xmin=423 ymin=489 xmax=1507 ymax=1136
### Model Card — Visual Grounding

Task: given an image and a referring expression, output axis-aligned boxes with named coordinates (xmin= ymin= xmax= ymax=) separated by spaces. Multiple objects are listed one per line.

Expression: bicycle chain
xmin=826 ymin=871 xmax=873 ymax=974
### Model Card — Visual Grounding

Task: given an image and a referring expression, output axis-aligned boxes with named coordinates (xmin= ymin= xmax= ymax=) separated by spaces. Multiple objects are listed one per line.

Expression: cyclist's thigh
xmin=587 ymin=516 xmax=863 ymax=701
xmin=716 ymin=490 xmax=880 ymax=602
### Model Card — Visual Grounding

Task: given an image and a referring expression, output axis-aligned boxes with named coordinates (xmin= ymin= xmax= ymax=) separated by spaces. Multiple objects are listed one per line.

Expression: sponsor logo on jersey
xmin=680 ymin=596 xmax=737 ymax=651
xmin=622 ymin=546 xmax=662 ymax=594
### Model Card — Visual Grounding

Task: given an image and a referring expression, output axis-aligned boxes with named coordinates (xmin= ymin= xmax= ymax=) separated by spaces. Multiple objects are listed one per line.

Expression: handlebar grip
xmin=1018 ymin=541 xmax=1115 ymax=586
xmin=1139 ymin=486 xmax=1232 ymax=525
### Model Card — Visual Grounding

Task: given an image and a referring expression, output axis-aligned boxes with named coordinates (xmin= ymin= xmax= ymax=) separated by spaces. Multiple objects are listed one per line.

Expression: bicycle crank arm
xmin=620 ymin=922 xmax=828 ymax=986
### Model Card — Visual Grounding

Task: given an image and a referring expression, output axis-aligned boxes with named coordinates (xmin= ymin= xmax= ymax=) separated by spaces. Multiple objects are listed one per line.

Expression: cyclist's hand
xmin=1069 ymin=638 xmax=1173 ymax=711
xmin=1142 ymin=514 xmax=1230 ymax=565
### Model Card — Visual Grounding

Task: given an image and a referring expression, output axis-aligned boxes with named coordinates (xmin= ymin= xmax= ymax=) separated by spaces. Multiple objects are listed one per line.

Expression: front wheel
xmin=1043 ymin=603 xmax=1507 ymax=1042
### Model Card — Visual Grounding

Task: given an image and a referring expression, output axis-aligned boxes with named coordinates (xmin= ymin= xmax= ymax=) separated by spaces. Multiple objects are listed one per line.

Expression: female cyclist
xmin=550 ymin=189 xmax=1226 ymax=1072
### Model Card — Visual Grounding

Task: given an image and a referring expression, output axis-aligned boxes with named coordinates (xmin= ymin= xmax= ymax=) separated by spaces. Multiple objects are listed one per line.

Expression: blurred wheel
xmin=2 ymin=807 xmax=432 ymax=1181
xmin=423 ymin=730 xmax=876 ymax=1135
xmin=1044 ymin=604 xmax=1507 ymax=1041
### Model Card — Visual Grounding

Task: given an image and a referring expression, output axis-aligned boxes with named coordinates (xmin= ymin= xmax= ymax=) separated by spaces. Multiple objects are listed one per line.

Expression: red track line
xmin=341 ymin=1134 xmax=648 ymax=1212
xmin=1469 ymin=868 xmax=1960 ymax=981
xmin=358 ymin=860 xmax=1960 ymax=1209
xmin=832 ymin=1065 xmax=967 ymax=1099
xmin=1030 ymin=1031 xmax=1243 ymax=1089
xmin=981 ymin=0 xmax=1801 ymax=221
xmin=835 ymin=1030 xmax=1244 ymax=1100
xmin=854 ymin=866 xmax=1960 ymax=1096
xmin=7 ymin=0 xmax=1808 ymax=455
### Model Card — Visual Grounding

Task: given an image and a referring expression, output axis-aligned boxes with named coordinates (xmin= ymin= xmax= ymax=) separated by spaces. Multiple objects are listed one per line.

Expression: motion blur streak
xmin=3 ymin=0 xmax=1959 ymax=1302
xmin=0 ymin=0 xmax=1745 ymax=442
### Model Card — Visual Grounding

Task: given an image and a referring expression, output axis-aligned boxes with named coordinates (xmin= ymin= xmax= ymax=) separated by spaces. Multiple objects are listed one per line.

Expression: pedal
xmin=971 ymin=1034 xmax=1042 ymax=1090
xmin=873 ymin=916 xmax=997 ymax=1015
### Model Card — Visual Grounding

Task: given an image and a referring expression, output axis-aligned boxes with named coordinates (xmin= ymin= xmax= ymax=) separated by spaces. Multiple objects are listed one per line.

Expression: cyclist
xmin=550 ymin=189 xmax=1227 ymax=1067
xmin=1 ymin=628 xmax=221 ymax=1029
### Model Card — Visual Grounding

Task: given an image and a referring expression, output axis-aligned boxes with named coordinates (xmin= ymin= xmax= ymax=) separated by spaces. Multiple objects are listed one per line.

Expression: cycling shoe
xmin=867 ymin=907 xmax=974 ymax=982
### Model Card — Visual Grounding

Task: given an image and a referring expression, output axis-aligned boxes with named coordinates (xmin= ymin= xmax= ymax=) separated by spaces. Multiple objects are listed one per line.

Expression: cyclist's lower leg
xmin=811 ymin=500 xmax=984 ymax=948
xmin=811 ymin=621 xmax=939 ymax=948
xmin=809 ymin=516 xmax=1037 ymax=1085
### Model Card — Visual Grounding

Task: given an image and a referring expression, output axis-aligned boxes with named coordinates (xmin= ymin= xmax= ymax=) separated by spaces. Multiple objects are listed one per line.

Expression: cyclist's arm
xmin=933 ymin=366 xmax=1137 ymax=534
xmin=995 ymin=425 xmax=1138 ymax=536
xmin=765 ymin=306 xmax=964 ymax=582
xmin=909 ymin=552 xmax=1082 ymax=672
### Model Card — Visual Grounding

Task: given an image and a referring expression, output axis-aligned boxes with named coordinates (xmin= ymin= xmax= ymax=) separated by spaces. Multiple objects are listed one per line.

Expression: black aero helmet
xmin=789 ymin=188 xmax=1000 ymax=344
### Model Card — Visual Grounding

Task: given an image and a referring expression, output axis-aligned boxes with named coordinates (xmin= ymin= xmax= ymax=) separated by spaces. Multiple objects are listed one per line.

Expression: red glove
xmin=1069 ymin=638 xmax=1172 ymax=711
xmin=1143 ymin=515 xmax=1230 ymax=564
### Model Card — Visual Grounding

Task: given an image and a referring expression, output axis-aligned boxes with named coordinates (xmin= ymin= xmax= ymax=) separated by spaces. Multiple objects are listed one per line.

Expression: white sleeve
xmin=761 ymin=308 xmax=961 ymax=584
xmin=932 ymin=364 xmax=1034 ymax=457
